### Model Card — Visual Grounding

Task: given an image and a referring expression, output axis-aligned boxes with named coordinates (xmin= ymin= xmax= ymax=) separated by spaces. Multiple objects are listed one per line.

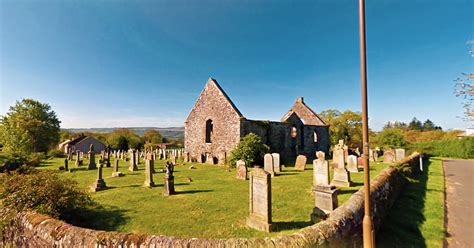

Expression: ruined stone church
xmin=185 ymin=78 xmax=330 ymax=164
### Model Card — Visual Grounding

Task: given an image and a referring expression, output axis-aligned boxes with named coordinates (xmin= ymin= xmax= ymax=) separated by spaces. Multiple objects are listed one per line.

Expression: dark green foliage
xmin=47 ymin=148 xmax=66 ymax=158
xmin=408 ymin=137 xmax=474 ymax=159
xmin=408 ymin=117 xmax=423 ymax=131
xmin=0 ymin=151 xmax=44 ymax=172
xmin=378 ymin=128 xmax=407 ymax=149
xmin=229 ymin=133 xmax=269 ymax=167
xmin=0 ymin=169 xmax=93 ymax=221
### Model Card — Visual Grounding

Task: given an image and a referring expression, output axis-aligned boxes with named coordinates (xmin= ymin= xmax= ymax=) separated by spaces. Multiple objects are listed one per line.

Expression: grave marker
xmin=295 ymin=155 xmax=307 ymax=171
xmin=246 ymin=167 xmax=273 ymax=232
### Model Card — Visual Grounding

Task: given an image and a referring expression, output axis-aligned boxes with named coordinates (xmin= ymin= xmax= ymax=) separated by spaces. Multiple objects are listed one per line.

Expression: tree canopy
xmin=319 ymin=109 xmax=363 ymax=148
xmin=0 ymin=99 xmax=61 ymax=153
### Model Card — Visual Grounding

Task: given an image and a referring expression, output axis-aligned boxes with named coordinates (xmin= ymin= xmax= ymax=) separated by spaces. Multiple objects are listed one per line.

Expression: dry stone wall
xmin=3 ymin=153 xmax=421 ymax=248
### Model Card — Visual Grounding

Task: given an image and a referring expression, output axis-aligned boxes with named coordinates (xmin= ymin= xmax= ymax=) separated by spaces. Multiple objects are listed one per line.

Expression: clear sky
xmin=1 ymin=0 xmax=473 ymax=130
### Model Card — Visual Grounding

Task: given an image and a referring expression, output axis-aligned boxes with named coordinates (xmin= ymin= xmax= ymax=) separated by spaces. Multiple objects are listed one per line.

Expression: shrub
xmin=0 ymin=170 xmax=93 ymax=221
xmin=229 ymin=133 xmax=269 ymax=167
xmin=47 ymin=148 xmax=66 ymax=158
xmin=407 ymin=137 xmax=474 ymax=159
xmin=378 ymin=128 xmax=407 ymax=149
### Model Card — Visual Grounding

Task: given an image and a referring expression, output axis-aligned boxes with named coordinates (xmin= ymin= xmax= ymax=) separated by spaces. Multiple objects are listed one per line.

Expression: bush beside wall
xmin=407 ymin=137 xmax=473 ymax=159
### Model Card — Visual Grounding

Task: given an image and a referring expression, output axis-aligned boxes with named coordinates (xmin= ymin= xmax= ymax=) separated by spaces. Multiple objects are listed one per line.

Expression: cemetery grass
xmin=38 ymin=157 xmax=389 ymax=239
xmin=376 ymin=158 xmax=445 ymax=248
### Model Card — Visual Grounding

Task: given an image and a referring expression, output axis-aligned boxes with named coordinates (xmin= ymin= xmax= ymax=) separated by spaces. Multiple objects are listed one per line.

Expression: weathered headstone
xmin=346 ymin=155 xmax=359 ymax=173
xmin=184 ymin=152 xmax=190 ymax=163
xmin=313 ymin=153 xmax=330 ymax=186
xmin=264 ymin=153 xmax=275 ymax=177
xmin=91 ymin=161 xmax=106 ymax=192
xmin=129 ymin=150 xmax=138 ymax=171
xmin=144 ymin=159 xmax=155 ymax=188
xmin=310 ymin=185 xmax=339 ymax=223
xmin=112 ymin=159 xmax=123 ymax=177
xmin=236 ymin=160 xmax=248 ymax=180
xmin=395 ymin=148 xmax=406 ymax=162
xmin=218 ymin=152 xmax=227 ymax=165
xmin=383 ymin=149 xmax=395 ymax=164
xmin=331 ymin=167 xmax=351 ymax=187
xmin=369 ymin=149 xmax=375 ymax=162
xmin=332 ymin=140 xmax=346 ymax=169
xmin=206 ymin=153 xmax=214 ymax=165
xmin=246 ymin=167 xmax=273 ymax=232
xmin=295 ymin=155 xmax=307 ymax=171
xmin=164 ymin=162 xmax=175 ymax=195
xmin=64 ymin=158 xmax=69 ymax=171
xmin=106 ymin=147 xmax=111 ymax=167
xmin=271 ymin=153 xmax=281 ymax=173
xmin=87 ymin=144 xmax=96 ymax=170
xmin=75 ymin=151 xmax=81 ymax=166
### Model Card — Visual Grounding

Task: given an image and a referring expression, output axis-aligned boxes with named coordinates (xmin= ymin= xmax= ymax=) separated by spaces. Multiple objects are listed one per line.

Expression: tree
xmin=422 ymin=119 xmax=436 ymax=131
xmin=0 ymin=99 xmax=60 ymax=153
xmin=229 ymin=133 xmax=269 ymax=167
xmin=143 ymin=129 xmax=163 ymax=144
xmin=408 ymin=117 xmax=423 ymax=131
xmin=106 ymin=128 xmax=142 ymax=150
xmin=378 ymin=128 xmax=407 ymax=148
xmin=453 ymin=40 xmax=473 ymax=121
xmin=319 ymin=109 xmax=363 ymax=147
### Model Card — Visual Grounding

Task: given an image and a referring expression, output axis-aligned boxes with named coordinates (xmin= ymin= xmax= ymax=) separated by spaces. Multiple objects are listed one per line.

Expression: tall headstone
xmin=332 ymin=140 xmax=346 ymax=169
xmin=271 ymin=153 xmax=281 ymax=173
xmin=383 ymin=149 xmax=395 ymax=164
xmin=129 ymin=150 xmax=138 ymax=171
xmin=144 ymin=158 xmax=155 ymax=188
xmin=313 ymin=152 xmax=330 ymax=186
xmin=395 ymin=148 xmax=406 ymax=162
xmin=64 ymin=158 xmax=69 ymax=171
xmin=136 ymin=150 xmax=140 ymax=165
xmin=87 ymin=144 xmax=96 ymax=170
xmin=346 ymin=155 xmax=359 ymax=173
xmin=218 ymin=152 xmax=227 ymax=165
xmin=236 ymin=160 xmax=248 ymax=180
xmin=183 ymin=152 xmax=190 ymax=163
xmin=75 ymin=151 xmax=81 ymax=166
xmin=263 ymin=153 xmax=275 ymax=177
xmin=295 ymin=155 xmax=307 ymax=171
xmin=164 ymin=162 xmax=175 ymax=195
xmin=206 ymin=153 xmax=214 ymax=165
xmin=91 ymin=161 xmax=106 ymax=192
xmin=112 ymin=159 xmax=123 ymax=177
xmin=246 ymin=167 xmax=273 ymax=232
xmin=106 ymin=146 xmax=111 ymax=167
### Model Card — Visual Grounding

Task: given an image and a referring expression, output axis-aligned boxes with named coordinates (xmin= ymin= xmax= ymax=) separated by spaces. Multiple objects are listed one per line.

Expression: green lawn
xmin=376 ymin=158 xmax=445 ymax=248
xmin=39 ymin=157 xmax=389 ymax=239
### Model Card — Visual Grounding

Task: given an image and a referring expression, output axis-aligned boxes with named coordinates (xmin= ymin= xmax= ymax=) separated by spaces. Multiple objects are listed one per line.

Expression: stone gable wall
xmin=3 ymin=153 xmax=421 ymax=247
xmin=185 ymin=81 xmax=242 ymax=162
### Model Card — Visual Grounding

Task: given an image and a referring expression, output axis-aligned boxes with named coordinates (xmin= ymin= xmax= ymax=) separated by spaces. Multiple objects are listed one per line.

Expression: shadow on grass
xmin=339 ymin=188 xmax=359 ymax=195
xmin=175 ymin=189 xmax=213 ymax=195
xmin=275 ymin=172 xmax=299 ymax=176
xmin=376 ymin=159 xmax=431 ymax=248
xmin=273 ymin=220 xmax=312 ymax=231
xmin=67 ymin=205 xmax=129 ymax=231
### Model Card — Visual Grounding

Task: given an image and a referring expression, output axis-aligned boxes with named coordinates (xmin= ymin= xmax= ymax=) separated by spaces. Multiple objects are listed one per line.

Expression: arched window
xmin=291 ymin=125 xmax=297 ymax=138
xmin=313 ymin=130 xmax=318 ymax=143
xmin=205 ymin=119 xmax=213 ymax=143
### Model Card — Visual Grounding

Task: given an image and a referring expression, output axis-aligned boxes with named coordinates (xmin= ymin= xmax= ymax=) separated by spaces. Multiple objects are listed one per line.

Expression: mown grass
xmin=376 ymin=158 xmax=445 ymax=248
xmin=39 ymin=157 xmax=389 ymax=239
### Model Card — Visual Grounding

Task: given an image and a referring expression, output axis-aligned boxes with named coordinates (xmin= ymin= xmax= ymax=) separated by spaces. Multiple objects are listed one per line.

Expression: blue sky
xmin=1 ymin=0 xmax=472 ymax=130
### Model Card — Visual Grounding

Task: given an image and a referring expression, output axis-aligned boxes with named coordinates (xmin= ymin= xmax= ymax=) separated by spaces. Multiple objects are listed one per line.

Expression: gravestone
xmin=136 ymin=150 xmax=140 ymax=165
xmin=346 ymin=155 xmax=359 ymax=173
xmin=236 ymin=160 xmax=248 ymax=180
xmin=383 ymin=149 xmax=395 ymax=164
xmin=164 ymin=162 xmax=175 ymax=195
xmin=112 ymin=159 xmax=123 ymax=177
xmin=332 ymin=140 xmax=346 ymax=169
xmin=91 ymin=161 xmax=106 ymax=192
xmin=171 ymin=156 xmax=177 ymax=165
xmin=129 ymin=150 xmax=138 ymax=171
xmin=264 ymin=153 xmax=275 ymax=177
xmin=316 ymin=151 xmax=325 ymax=160
xmin=369 ymin=149 xmax=375 ymax=162
xmin=144 ymin=159 xmax=155 ymax=188
xmin=106 ymin=147 xmax=111 ymax=167
xmin=313 ymin=152 xmax=330 ymax=186
xmin=64 ymin=158 xmax=69 ymax=171
xmin=206 ymin=153 xmax=214 ymax=165
xmin=295 ymin=155 xmax=307 ymax=171
xmin=75 ymin=151 xmax=81 ymax=166
xmin=87 ymin=144 xmax=96 ymax=170
xmin=184 ymin=152 xmax=190 ymax=163
xmin=395 ymin=148 xmax=406 ymax=162
xmin=271 ymin=153 xmax=281 ymax=172
xmin=246 ymin=167 xmax=273 ymax=232
xmin=310 ymin=185 xmax=339 ymax=223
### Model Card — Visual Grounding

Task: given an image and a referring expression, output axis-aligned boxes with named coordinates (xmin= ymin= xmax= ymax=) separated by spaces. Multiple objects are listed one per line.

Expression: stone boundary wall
xmin=2 ymin=153 xmax=421 ymax=248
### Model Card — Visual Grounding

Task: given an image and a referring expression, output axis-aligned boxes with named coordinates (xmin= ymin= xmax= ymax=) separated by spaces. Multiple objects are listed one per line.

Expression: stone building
xmin=185 ymin=78 xmax=330 ymax=164
xmin=59 ymin=135 xmax=106 ymax=154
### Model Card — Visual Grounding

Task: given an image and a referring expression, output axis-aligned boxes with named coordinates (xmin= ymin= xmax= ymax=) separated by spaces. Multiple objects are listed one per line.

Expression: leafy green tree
xmin=378 ymin=128 xmax=407 ymax=148
xmin=106 ymin=128 xmax=142 ymax=150
xmin=229 ymin=133 xmax=269 ymax=167
xmin=422 ymin=119 xmax=441 ymax=131
xmin=0 ymin=99 xmax=60 ymax=153
xmin=319 ymin=109 xmax=362 ymax=147
xmin=143 ymin=129 xmax=163 ymax=144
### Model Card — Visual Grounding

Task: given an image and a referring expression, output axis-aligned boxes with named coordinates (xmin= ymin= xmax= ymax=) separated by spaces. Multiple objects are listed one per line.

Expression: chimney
xmin=296 ymin=97 xmax=304 ymax=103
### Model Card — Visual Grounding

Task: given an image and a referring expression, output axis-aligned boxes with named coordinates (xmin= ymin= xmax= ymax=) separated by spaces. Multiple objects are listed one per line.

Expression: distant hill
xmin=64 ymin=127 xmax=185 ymax=140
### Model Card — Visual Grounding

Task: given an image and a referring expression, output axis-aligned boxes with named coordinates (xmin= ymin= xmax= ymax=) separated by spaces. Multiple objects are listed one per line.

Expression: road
xmin=443 ymin=159 xmax=474 ymax=248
